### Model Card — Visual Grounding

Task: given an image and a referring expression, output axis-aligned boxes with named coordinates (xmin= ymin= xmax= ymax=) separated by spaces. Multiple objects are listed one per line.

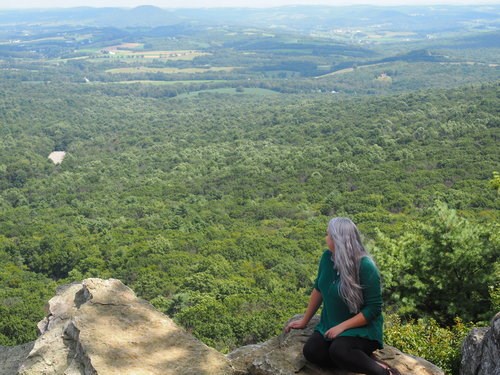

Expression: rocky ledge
xmin=230 ymin=315 xmax=444 ymax=375
xmin=0 ymin=278 xmax=445 ymax=375
xmin=459 ymin=312 xmax=499 ymax=375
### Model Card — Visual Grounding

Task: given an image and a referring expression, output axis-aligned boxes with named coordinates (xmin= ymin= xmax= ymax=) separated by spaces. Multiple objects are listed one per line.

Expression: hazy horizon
xmin=1 ymin=0 xmax=499 ymax=9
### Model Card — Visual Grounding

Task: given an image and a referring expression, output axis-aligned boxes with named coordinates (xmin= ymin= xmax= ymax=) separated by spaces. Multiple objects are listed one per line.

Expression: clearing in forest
xmin=106 ymin=66 xmax=238 ymax=74
xmin=100 ymin=48 xmax=209 ymax=60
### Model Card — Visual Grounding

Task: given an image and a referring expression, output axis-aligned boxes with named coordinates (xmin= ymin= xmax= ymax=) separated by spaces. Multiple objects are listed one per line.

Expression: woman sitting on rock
xmin=285 ymin=217 xmax=400 ymax=375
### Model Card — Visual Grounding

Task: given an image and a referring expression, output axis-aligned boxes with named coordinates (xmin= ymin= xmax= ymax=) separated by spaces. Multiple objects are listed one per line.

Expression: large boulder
xmin=1 ymin=278 xmax=233 ymax=375
xmin=228 ymin=315 xmax=445 ymax=375
xmin=460 ymin=312 xmax=500 ymax=375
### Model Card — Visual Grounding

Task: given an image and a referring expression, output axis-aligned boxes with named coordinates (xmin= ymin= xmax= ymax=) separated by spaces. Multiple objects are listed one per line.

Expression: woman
xmin=285 ymin=217 xmax=399 ymax=375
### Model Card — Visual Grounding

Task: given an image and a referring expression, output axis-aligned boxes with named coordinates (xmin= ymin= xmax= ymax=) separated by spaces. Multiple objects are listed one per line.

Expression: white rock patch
xmin=48 ymin=151 xmax=66 ymax=165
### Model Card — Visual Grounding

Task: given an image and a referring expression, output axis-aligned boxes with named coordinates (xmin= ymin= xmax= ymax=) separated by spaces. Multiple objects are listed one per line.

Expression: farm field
xmin=105 ymin=66 xmax=238 ymax=74
xmin=176 ymin=87 xmax=281 ymax=97
xmin=100 ymin=49 xmax=209 ymax=60
xmin=106 ymin=79 xmax=229 ymax=85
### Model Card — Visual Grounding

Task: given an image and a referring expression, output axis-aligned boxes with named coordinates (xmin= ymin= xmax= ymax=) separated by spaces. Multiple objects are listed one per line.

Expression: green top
xmin=313 ymin=250 xmax=383 ymax=348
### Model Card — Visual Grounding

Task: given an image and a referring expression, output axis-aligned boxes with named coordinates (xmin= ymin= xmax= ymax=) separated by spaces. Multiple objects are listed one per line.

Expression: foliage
xmin=0 ymin=81 xmax=498 ymax=358
xmin=489 ymin=261 xmax=500 ymax=313
xmin=0 ymin=240 xmax=57 ymax=345
xmin=372 ymin=202 xmax=499 ymax=324
xmin=385 ymin=314 xmax=476 ymax=375
xmin=490 ymin=171 xmax=500 ymax=194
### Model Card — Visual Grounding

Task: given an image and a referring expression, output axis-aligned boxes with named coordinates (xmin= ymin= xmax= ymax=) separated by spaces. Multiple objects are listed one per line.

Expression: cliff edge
xmin=0 ymin=278 xmax=445 ymax=375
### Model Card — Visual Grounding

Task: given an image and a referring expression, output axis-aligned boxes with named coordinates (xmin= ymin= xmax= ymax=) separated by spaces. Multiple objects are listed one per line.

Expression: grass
xmin=103 ymin=50 xmax=209 ymax=60
xmin=106 ymin=66 xmax=238 ymax=74
xmin=91 ymin=80 xmax=229 ymax=85
xmin=365 ymin=31 xmax=417 ymax=40
xmin=176 ymin=87 xmax=280 ymax=97
xmin=315 ymin=62 xmax=391 ymax=78
xmin=102 ymin=43 xmax=143 ymax=50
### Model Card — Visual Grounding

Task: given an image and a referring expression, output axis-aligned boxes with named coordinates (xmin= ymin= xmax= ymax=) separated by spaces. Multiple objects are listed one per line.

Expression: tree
xmin=490 ymin=171 xmax=500 ymax=194
xmin=372 ymin=201 xmax=498 ymax=323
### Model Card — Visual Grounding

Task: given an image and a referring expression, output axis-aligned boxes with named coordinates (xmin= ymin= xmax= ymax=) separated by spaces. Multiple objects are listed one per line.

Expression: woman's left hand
xmin=324 ymin=324 xmax=345 ymax=339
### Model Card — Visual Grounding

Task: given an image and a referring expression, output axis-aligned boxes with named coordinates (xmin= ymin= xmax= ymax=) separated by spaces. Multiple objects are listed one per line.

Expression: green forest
xmin=0 ymin=5 xmax=499 ymax=374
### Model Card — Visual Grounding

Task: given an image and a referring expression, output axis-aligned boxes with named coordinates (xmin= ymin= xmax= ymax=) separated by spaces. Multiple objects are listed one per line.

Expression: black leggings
xmin=303 ymin=331 xmax=387 ymax=375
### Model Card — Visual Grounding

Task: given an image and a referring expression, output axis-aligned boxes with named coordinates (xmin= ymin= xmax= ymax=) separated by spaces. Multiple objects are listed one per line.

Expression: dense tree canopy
xmin=0 ymin=82 xmax=498 ymax=357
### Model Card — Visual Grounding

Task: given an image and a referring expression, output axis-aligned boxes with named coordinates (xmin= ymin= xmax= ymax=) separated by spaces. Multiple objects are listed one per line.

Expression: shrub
xmin=384 ymin=314 xmax=476 ymax=375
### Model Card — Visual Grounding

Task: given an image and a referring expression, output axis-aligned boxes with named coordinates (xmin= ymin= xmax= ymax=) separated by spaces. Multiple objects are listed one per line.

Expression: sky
xmin=0 ymin=0 xmax=499 ymax=9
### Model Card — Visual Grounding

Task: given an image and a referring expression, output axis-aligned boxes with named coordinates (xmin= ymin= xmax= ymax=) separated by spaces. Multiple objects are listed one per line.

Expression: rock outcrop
xmin=460 ymin=312 xmax=500 ymax=375
xmin=2 ymin=278 xmax=233 ymax=375
xmin=228 ymin=315 xmax=444 ymax=375
xmin=1 ymin=279 xmax=445 ymax=375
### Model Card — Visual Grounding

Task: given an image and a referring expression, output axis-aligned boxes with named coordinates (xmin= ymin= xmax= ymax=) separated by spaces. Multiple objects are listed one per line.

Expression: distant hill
xmin=0 ymin=5 xmax=498 ymax=33
xmin=0 ymin=6 xmax=181 ymax=27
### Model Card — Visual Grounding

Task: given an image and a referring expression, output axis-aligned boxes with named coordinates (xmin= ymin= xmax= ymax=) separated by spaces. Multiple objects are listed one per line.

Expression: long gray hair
xmin=328 ymin=217 xmax=369 ymax=314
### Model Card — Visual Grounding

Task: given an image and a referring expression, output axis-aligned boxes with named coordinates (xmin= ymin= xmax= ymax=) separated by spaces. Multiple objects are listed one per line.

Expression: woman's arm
xmin=324 ymin=311 xmax=368 ymax=339
xmin=284 ymin=288 xmax=323 ymax=332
